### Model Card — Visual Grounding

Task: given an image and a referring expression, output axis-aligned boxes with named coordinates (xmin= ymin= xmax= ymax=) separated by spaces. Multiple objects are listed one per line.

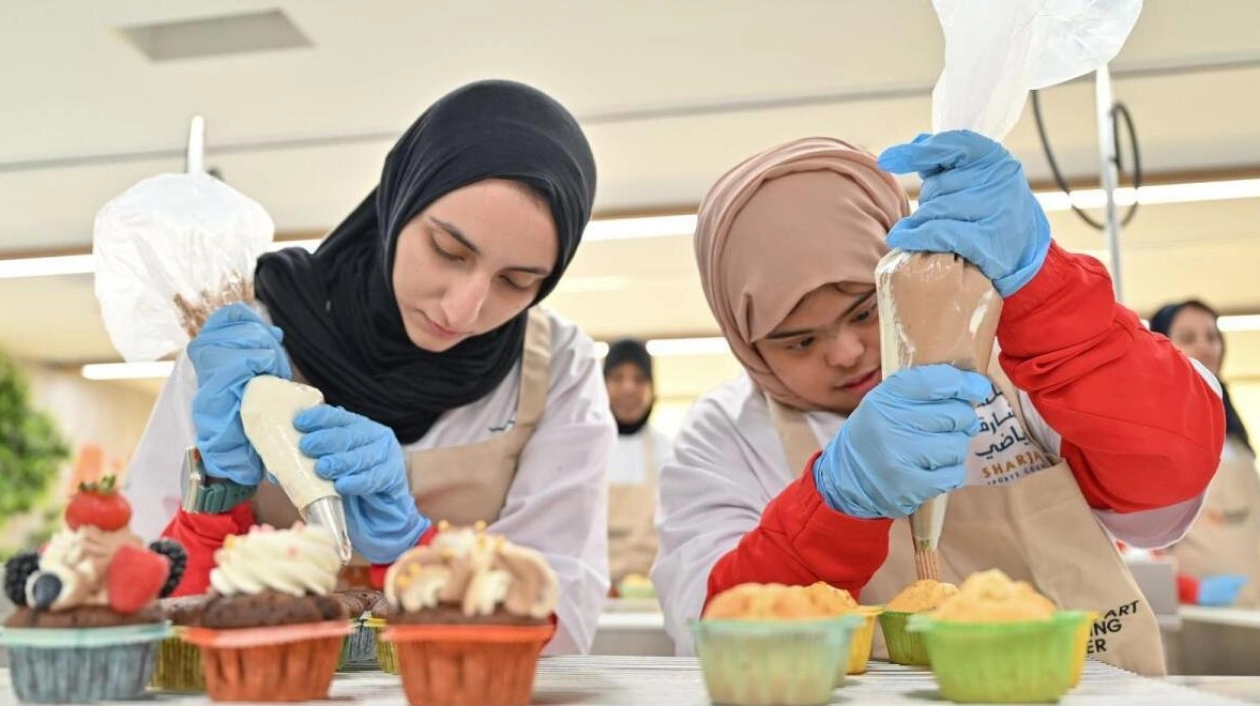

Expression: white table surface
xmin=1 ymin=655 xmax=1252 ymax=705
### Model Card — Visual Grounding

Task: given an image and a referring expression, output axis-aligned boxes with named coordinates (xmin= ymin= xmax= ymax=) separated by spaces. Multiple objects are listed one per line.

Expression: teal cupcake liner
xmin=692 ymin=616 xmax=862 ymax=705
xmin=337 ymin=619 xmax=380 ymax=668
xmin=2 ymin=622 xmax=171 ymax=703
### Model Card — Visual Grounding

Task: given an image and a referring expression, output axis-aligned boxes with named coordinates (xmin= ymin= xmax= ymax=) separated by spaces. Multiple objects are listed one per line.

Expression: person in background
xmin=1151 ymin=299 xmax=1260 ymax=608
xmin=604 ymin=339 xmax=672 ymax=592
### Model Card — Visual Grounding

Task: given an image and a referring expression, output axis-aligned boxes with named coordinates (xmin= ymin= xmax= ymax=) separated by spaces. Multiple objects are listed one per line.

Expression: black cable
xmin=1030 ymin=89 xmax=1142 ymax=230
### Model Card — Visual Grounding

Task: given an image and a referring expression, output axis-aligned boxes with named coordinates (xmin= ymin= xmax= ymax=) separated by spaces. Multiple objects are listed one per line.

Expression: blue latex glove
xmin=188 ymin=303 xmax=292 ymax=486
xmin=294 ymin=405 xmax=429 ymax=564
xmin=813 ymin=365 xmax=993 ymax=519
xmin=878 ymin=130 xmax=1052 ymax=298
xmin=1198 ymin=574 xmax=1247 ymax=607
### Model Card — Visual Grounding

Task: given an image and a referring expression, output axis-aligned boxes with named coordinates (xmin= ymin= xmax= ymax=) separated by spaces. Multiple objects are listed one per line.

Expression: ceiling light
xmin=81 ymin=361 xmax=175 ymax=380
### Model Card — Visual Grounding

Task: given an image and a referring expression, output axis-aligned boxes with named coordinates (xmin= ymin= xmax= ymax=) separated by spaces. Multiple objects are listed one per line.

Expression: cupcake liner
xmin=367 ymin=618 xmax=400 ymax=675
xmin=908 ymin=611 xmax=1090 ymax=703
xmin=1069 ymin=612 xmax=1100 ymax=688
xmin=338 ymin=617 xmax=380 ymax=669
xmin=183 ymin=620 xmax=351 ymax=702
xmin=150 ymin=628 xmax=206 ymax=692
xmin=382 ymin=622 xmax=555 ymax=705
xmin=879 ymin=611 xmax=930 ymax=666
xmin=691 ymin=616 xmax=862 ymax=706
xmin=841 ymin=608 xmax=882 ymax=678
xmin=1 ymin=623 xmax=170 ymax=704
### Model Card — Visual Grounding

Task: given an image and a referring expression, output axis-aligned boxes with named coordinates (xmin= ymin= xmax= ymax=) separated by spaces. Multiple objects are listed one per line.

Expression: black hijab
xmin=255 ymin=80 xmax=597 ymax=444
xmin=1150 ymin=300 xmax=1252 ymax=453
xmin=604 ymin=339 xmax=654 ymax=436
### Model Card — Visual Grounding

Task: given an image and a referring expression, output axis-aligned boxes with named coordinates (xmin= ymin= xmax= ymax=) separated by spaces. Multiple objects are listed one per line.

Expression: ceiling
xmin=4 ymin=0 xmax=1260 ymax=400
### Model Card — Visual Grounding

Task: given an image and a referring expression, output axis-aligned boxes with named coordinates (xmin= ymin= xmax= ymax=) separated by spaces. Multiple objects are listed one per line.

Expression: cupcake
xmin=616 ymin=573 xmax=656 ymax=600
xmin=695 ymin=583 xmax=864 ymax=705
xmin=369 ymin=594 xmax=398 ymax=674
xmin=878 ymin=579 xmax=959 ymax=666
xmin=908 ymin=569 xmax=1092 ymax=703
xmin=799 ymin=582 xmax=882 ymax=678
xmin=0 ymin=476 xmax=183 ymax=704
xmin=150 ymin=593 xmax=211 ymax=692
xmin=334 ymin=589 xmax=383 ymax=668
xmin=180 ymin=523 xmax=351 ymax=702
xmin=381 ymin=521 xmax=558 ymax=706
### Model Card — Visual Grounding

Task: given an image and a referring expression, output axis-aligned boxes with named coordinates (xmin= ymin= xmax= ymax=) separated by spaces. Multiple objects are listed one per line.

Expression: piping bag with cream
xmin=876 ymin=0 xmax=1142 ymax=580
xmin=92 ymin=120 xmax=353 ymax=563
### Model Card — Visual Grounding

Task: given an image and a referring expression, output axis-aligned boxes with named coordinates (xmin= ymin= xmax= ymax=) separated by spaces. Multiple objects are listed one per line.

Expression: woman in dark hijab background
xmin=1150 ymin=299 xmax=1260 ymax=608
xmin=603 ymin=339 xmax=673 ymax=592
xmin=127 ymin=80 xmax=617 ymax=653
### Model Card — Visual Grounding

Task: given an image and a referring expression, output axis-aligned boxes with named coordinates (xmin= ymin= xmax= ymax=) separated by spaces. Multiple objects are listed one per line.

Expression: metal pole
xmin=185 ymin=116 xmax=206 ymax=174
xmin=1095 ymin=66 xmax=1123 ymax=301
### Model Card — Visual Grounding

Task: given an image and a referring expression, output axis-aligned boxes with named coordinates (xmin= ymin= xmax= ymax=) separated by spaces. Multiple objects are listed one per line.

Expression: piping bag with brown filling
xmin=874 ymin=0 xmax=1142 ymax=580
xmin=876 ymin=251 xmax=1000 ymax=580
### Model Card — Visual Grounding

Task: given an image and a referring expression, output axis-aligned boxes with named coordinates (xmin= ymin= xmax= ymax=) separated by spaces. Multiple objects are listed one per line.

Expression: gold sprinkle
xmin=437 ymin=520 xmax=451 ymax=531
xmin=407 ymin=564 xmax=423 ymax=577
xmin=224 ymin=535 xmax=237 ymax=549
xmin=473 ymin=520 xmax=487 ymax=532
xmin=396 ymin=576 xmax=413 ymax=589
xmin=439 ymin=548 xmax=454 ymax=560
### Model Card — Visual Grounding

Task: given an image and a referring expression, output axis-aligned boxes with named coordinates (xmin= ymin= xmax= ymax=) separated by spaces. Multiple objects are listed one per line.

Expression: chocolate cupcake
xmin=180 ymin=524 xmax=351 ymax=702
xmin=381 ymin=522 xmax=559 ymax=705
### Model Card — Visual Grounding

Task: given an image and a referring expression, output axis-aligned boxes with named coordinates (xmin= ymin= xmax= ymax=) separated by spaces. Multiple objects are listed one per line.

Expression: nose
xmin=440 ymin=275 xmax=491 ymax=332
xmin=825 ymin=328 xmax=864 ymax=369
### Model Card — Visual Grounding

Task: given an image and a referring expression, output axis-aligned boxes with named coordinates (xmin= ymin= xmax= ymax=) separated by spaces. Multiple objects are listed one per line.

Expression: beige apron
xmin=608 ymin=430 xmax=660 ymax=585
xmin=768 ymin=359 xmax=1166 ymax=676
xmin=253 ymin=308 xmax=552 ymax=587
xmin=1169 ymin=438 xmax=1260 ymax=608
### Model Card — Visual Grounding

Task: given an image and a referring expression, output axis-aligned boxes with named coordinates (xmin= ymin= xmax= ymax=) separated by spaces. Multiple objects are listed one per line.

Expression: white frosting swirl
xmin=210 ymin=524 xmax=340 ymax=597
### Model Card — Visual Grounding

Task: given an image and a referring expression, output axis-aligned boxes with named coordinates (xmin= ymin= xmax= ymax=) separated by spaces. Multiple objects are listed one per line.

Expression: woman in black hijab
xmin=152 ymin=80 xmax=617 ymax=651
xmin=1150 ymin=299 xmax=1260 ymax=608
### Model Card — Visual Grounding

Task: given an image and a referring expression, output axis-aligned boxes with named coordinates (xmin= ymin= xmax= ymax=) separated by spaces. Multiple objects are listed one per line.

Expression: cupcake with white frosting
xmin=381 ymin=521 xmax=559 ymax=705
xmin=181 ymin=523 xmax=350 ymax=703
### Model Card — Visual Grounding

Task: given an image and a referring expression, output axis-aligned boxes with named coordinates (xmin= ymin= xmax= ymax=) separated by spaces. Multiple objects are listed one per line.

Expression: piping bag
xmin=92 ymin=126 xmax=354 ymax=563
xmin=877 ymin=0 xmax=1142 ymax=580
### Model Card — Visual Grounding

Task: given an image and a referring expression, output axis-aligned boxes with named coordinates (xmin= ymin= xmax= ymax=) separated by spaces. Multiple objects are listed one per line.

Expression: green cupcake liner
xmin=149 ymin=635 xmax=205 ymax=692
xmin=691 ymin=616 xmax=862 ymax=706
xmin=908 ymin=611 xmax=1091 ymax=704
xmin=879 ymin=611 xmax=930 ymax=666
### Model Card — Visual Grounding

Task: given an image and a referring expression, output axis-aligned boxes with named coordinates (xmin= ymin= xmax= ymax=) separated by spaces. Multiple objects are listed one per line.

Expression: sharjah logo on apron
xmin=972 ymin=391 xmax=1053 ymax=485
xmin=1087 ymin=599 xmax=1142 ymax=656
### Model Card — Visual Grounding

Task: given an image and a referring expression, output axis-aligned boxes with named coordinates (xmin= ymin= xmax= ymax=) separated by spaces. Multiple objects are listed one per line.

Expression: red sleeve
xmin=704 ymin=452 xmax=893 ymax=607
xmin=367 ymin=524 xmax=439 ymax=589
xmin=997 ymin=242 xmax=1225 ymax=512
xmin=161 ymin=503 xmax=255 ymax=596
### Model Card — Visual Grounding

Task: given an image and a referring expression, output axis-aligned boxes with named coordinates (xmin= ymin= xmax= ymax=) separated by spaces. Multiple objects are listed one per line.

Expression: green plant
xmin=0 ymin=352 xmax=69 ymax=546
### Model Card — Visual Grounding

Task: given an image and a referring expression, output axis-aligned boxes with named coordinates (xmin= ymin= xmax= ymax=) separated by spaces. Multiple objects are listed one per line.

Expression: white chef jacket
xmin=123 ymin=307 xmax=615 ymax=655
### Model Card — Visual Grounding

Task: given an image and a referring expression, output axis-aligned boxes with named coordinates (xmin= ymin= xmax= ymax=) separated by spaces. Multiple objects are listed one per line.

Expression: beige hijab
xmin=694 ymin=137 xmax=909 ymax=409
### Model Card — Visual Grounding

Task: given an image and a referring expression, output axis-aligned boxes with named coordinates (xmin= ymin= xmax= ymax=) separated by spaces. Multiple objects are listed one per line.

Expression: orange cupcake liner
xmin=182 ymin=621 xmax=352 ymax=702
xmin=382 ymin=623 xmax=555 ymax=706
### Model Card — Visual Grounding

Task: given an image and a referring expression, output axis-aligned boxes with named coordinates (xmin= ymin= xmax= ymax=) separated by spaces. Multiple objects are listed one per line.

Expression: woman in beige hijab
xmin=651 ymin=131 xmax=1225 ymax=675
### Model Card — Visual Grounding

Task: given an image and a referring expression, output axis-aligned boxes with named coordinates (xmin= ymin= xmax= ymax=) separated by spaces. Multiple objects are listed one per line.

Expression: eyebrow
xmin=765 ymin=291 xmax=876 ymax=341
xmin=429 ymin=217 xmax=552 ymax=277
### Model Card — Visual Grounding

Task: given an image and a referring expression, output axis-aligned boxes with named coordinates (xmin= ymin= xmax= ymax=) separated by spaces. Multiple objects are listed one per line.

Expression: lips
xmin=837 ymin=369 xmax=880 ymax=394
